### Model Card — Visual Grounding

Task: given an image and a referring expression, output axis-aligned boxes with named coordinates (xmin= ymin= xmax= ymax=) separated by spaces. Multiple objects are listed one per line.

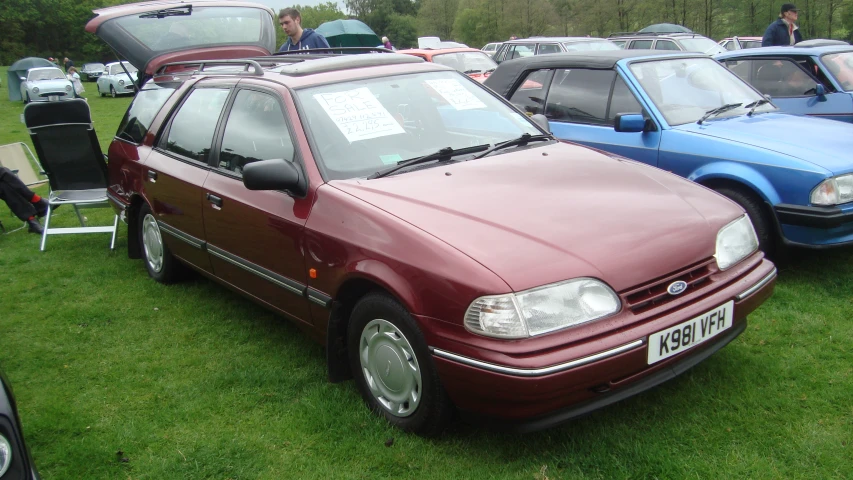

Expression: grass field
xmin=1 ymin=66 xmax=852 ymax=480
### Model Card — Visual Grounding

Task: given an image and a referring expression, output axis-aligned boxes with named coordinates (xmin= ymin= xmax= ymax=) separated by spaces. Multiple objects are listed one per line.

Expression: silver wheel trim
xmin=359 ymin=318 xmax=422 ymax=418
xmin=141 ymin=214 xmax=164 ymax=273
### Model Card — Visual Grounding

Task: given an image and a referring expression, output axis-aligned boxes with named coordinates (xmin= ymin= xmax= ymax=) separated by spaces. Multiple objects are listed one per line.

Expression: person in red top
xmin=762 ymin=4 xmax=803 ymax=46
xmin=0 ymin=167 xmax=48 ymax=234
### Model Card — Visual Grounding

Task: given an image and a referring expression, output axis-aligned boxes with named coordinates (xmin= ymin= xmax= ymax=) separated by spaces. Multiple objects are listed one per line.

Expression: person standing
xmin=67 ymin=67 xmax=85 ymax=98
xmin=762 ymin=4 xmax=803 ymax=47
xmin=278 ymin=8 xmax=330 ymax=52
xmin=63 ymin=57 xmax=74 ymax=73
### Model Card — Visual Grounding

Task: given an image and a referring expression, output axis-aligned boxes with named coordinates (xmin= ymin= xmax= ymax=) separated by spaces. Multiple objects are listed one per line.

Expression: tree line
xmin=2 ymin=0 xmax=853 ymax=66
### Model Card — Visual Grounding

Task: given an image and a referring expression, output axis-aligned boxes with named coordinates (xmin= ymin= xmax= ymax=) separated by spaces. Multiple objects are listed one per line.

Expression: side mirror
xmin=19 ymin=76 xmax=26 ymax=81
xmin=242 ymin=159 xmax=304 ymax=195
xmin=815 ymin=83 xmax=826 ymax=96
xmin=614 ymin=113 xmax=645 ymax=133
xmin=530 ymin=113 xmax=550 ymax=134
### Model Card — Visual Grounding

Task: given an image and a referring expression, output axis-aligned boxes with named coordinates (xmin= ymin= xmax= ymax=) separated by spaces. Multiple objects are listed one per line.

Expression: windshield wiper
xmin=744 ymin=98 xmax=770 ymax=117
xmin=463 ymin=69 xmax=483 ymax=74
xmin=139 ymin=5 xmax=192 ymax=18
xmin=367 ymin=144 xmax=489 ymax=179
xmin=471 ymin=133 xmax=553 ymax=160
xmin=697 ymin=103 xmax=743 ymax=125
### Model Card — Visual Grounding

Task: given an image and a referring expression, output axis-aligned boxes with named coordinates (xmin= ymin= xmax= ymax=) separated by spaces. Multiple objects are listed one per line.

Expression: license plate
xmin=647 ymin=300 xmax=734 ymax=364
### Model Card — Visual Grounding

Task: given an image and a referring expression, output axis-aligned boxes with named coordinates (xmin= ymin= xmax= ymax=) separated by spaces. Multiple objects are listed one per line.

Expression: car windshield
xmin=629 ymin=57 xmax=775 ymax=125
xmin=432 ymin=51 xmax=497 ymax=73
xmin=679 ymin=37 xmax=727 ymax=55
xmin=562 ymin=41 xmax=621 ymax=51
xmin=29 ymin=68 xmax=66 ymax=81
xmin=296 ymin=71 xmax=541 ymax=181
xmin=110 ymin=63 xmax=138 ymax=75
xmin=822 ymin=52 xmax=853 ymax=91
xmin=84 ymin=63 xmax=105 ymax=71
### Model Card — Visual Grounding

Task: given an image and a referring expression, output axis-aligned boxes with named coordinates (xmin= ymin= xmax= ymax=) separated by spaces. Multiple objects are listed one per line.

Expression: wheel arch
xmin=690 ymin=161 xmax=782 ymax=205
xmin=125 ymin=194 xmax=146 ymax=259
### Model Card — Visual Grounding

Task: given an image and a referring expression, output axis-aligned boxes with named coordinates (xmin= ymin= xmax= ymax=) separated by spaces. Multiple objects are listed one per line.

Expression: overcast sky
xmin=256 ymin=0 xmax=348 ymax=14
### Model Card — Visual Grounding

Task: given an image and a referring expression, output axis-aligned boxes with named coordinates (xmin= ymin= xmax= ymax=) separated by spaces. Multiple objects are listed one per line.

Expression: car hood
xmin=331 ymin=142 xmax=742 ymax=292
xmin=28 ymin=79 xmax=70 ymax=89
xmin=674 ymin=113 xmax=853 ymax=175
xmin=85 ymin=1 xmax=276 ymax=76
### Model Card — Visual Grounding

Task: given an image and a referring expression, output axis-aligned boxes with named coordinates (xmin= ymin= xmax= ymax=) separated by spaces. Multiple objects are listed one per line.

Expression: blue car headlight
xmin=811 ymin=174 xmax=853 ymax=206
xmin=0 ymin=434 xmax=11 ymax=477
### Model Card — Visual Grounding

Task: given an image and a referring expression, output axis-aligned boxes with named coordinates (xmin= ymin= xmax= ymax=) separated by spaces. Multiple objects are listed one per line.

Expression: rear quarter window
xmin=115 ymin=85 xmax=177 ymax=144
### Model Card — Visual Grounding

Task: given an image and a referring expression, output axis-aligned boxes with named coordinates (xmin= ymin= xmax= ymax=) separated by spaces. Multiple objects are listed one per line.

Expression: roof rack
xmin=608 ymin=31 xmax=697 ymax=38
xmin=278 ymin=54 xmax=424 ymax=77
xmin=155 ymin=59 xmax=265 ymax=77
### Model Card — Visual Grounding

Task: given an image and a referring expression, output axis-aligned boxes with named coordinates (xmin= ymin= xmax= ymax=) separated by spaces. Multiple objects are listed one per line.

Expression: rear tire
xmin=347 ymin=292 xmax=453 ymax=436
xmin=715 ymin=187 xmax=777 ymax=258
xmin=138 ymin=203 xmax=184 ymax=283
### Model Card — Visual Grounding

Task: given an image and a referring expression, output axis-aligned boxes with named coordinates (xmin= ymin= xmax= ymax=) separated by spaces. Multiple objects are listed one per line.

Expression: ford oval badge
xmin=667 ymin=281 xmax=688 ymax=296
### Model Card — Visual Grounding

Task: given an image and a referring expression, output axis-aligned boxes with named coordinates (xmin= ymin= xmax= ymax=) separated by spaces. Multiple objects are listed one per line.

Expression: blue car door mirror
xmin=614 ymin=113 xmax=646 ymax=133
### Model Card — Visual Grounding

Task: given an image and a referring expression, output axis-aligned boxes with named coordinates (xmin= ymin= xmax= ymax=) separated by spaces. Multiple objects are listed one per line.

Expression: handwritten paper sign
xmin=313 ymin=87 xmax=404 ymax=142
xmin=425 ymin=79 xmax=486 ymax=111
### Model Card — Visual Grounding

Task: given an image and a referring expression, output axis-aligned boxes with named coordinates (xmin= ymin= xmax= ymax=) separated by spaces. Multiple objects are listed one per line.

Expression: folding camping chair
xmin=23 ymin=99 xmax=118 ymax=251
xmin=0 ymin=142 xmax=45 ymax=234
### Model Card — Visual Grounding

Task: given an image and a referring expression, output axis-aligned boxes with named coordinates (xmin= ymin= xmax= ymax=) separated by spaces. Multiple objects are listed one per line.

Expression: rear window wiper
xmin=139 ymin=5 xmax=192 ymax=18
xmin=471 ymin=133 xmax=553 ymax=160
xmin=697 ymin=103 xmax=742 ymax=125
xmin=368 ymin=144 xmax=489 ymax=179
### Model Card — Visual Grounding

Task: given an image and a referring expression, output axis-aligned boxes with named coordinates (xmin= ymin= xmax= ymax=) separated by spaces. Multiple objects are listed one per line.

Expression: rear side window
xmin=508 ymin=69 xmax=554 ymax=115
xmin=115 ymin=85 xmax=176 ymax=144
xmin=631 ymin=40 xmax=653 ymax=49
xmin=164 ymin=88 xmax=230 ymax=162
xmin=218 ymin=90 xmax=296 ymax=175
xmin=545 ymin=69 xmax=615 ymax=125
xmin=655 ymin=40 xmax=680 ymax=51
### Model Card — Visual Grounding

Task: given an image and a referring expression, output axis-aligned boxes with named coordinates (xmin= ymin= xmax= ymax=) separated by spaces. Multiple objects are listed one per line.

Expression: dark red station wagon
xmin=88 ymin=2 xmax=777 ymax=434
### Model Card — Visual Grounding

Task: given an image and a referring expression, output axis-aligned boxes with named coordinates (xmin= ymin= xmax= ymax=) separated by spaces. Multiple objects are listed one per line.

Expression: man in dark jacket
xmin=278 ymin=8 xmax=330 ymax=52
xmin=762 ymin=4 xmax=803 ymax=47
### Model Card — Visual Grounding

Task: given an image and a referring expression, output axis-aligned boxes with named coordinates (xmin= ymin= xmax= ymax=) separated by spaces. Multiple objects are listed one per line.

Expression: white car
xmin=20 ymin=67 xmax=74 ymax=103
xmin=96 ymin=61 xmax=138 ymax=97
xmin=482 ymin=42 xmax=502 ymax=55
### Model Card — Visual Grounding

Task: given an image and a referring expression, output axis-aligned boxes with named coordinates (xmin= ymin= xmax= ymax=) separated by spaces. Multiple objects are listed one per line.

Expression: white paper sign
xmin=425 ymin=79 xmax=486 ymax=111
xmin=313 ymin=87 xmax=404 ymax=142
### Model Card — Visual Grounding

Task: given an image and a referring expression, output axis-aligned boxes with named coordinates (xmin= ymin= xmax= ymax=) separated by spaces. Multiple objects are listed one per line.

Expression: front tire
xmin=347 ymin=292 xmax=452 ymax=435
xmin=98 ymin=85 xmax=104 ymax=97
xmin=138 ymin=203 xmax=183 ymax=283
xmin=24 ymin=93 xmax=30 ymax=104
xmin=715 ymin=187 xmax=777 ymax=258
xmin=110 ymin=85 xmax=116 ymax=98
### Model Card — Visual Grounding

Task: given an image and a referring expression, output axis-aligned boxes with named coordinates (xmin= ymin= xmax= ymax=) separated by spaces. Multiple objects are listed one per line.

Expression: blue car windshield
xmin=296 ymin=71 xmax=541 ymax=180
xmin=629 ymin=57 xmax=776 ymax=126
xmin=822 ymin=52 xmax=853 ymax=92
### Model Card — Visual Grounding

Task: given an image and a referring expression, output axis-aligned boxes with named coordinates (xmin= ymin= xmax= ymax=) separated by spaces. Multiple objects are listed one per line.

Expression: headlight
xmin=66 ymin=84 xmax=72 ymax=92
xmin=715 ymin=215 xmax=758 ymax=270
xmin=810 ymin=174 xmax=853 ymax=206
xmin=32 ymin=87 xmax=39 ymax=93
xmin=464 ymin=278 xmax=621 ymax=338
xmin=118 ymin=79 xmax=125 ymax=86
xmin=0 ymin=434 xmax=11 ymax=477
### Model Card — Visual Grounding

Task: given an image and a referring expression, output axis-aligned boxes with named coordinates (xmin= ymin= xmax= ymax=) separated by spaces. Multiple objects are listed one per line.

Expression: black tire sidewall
xmin=347 ymin=292 xmax=451 ymax=435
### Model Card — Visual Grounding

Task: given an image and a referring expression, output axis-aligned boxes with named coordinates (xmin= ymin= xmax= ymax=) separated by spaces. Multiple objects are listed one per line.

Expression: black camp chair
xmin=23 ymin=99 xmax=118 ymax=251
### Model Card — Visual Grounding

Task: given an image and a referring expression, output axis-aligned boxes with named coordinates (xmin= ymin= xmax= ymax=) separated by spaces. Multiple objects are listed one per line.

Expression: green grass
xmin=1 ymin=66 xmax=852 ymax=479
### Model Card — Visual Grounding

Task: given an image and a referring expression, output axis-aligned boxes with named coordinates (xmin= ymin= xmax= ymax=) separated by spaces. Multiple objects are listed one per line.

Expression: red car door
xmin=144 ymin=86 xmax=232 ymax=273
xmin=201 ymin=86 xmax=313 ymax=324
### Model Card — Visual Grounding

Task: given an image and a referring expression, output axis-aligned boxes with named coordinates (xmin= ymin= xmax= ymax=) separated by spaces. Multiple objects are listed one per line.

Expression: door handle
xmin=147 ymin=170 xmax=157 ymax=182
xmin=206 ymin=193 xmax=223 ymax=209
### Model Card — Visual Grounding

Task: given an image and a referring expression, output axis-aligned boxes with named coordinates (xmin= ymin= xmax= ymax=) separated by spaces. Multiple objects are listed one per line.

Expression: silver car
xmin=80 ymin=62 xmax=106 ymax=81
xmin=19 ymin=67 xmax=74 ymax=103
xmin=96 ymin=61 xmax=138 ymax=97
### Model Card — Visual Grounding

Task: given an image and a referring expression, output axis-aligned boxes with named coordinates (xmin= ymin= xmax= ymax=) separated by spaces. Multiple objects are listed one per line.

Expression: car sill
xmin=735 ymin=267 xmax=777 ymax=301
xmin=431 ymin=339 xmax=645 ymax=377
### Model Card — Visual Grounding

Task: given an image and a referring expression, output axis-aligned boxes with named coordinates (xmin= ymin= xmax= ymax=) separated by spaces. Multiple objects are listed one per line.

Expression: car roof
xmin=29 ymin=67 xmax=62 ymax=71
xmin=716 ymin=44 xmax=853 ymax=59
xmin=609 ymin=32 xmax=706 ymax=39
xmin=398 ymin=47 xmax=483 ymax=56
xmin=483 ymin=50 xmax=705 ymax=97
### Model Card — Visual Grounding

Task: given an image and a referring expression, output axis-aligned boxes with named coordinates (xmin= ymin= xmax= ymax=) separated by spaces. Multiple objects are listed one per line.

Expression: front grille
xmin=620 ymin=258 xmax=717 ymax=314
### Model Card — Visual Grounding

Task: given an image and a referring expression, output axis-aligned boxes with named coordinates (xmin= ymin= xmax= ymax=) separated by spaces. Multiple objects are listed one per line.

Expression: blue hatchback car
xmin=484 ymin=50 xmax=853 ymax=253
xmin=716 ymin=45 xmax=853 ymax=123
